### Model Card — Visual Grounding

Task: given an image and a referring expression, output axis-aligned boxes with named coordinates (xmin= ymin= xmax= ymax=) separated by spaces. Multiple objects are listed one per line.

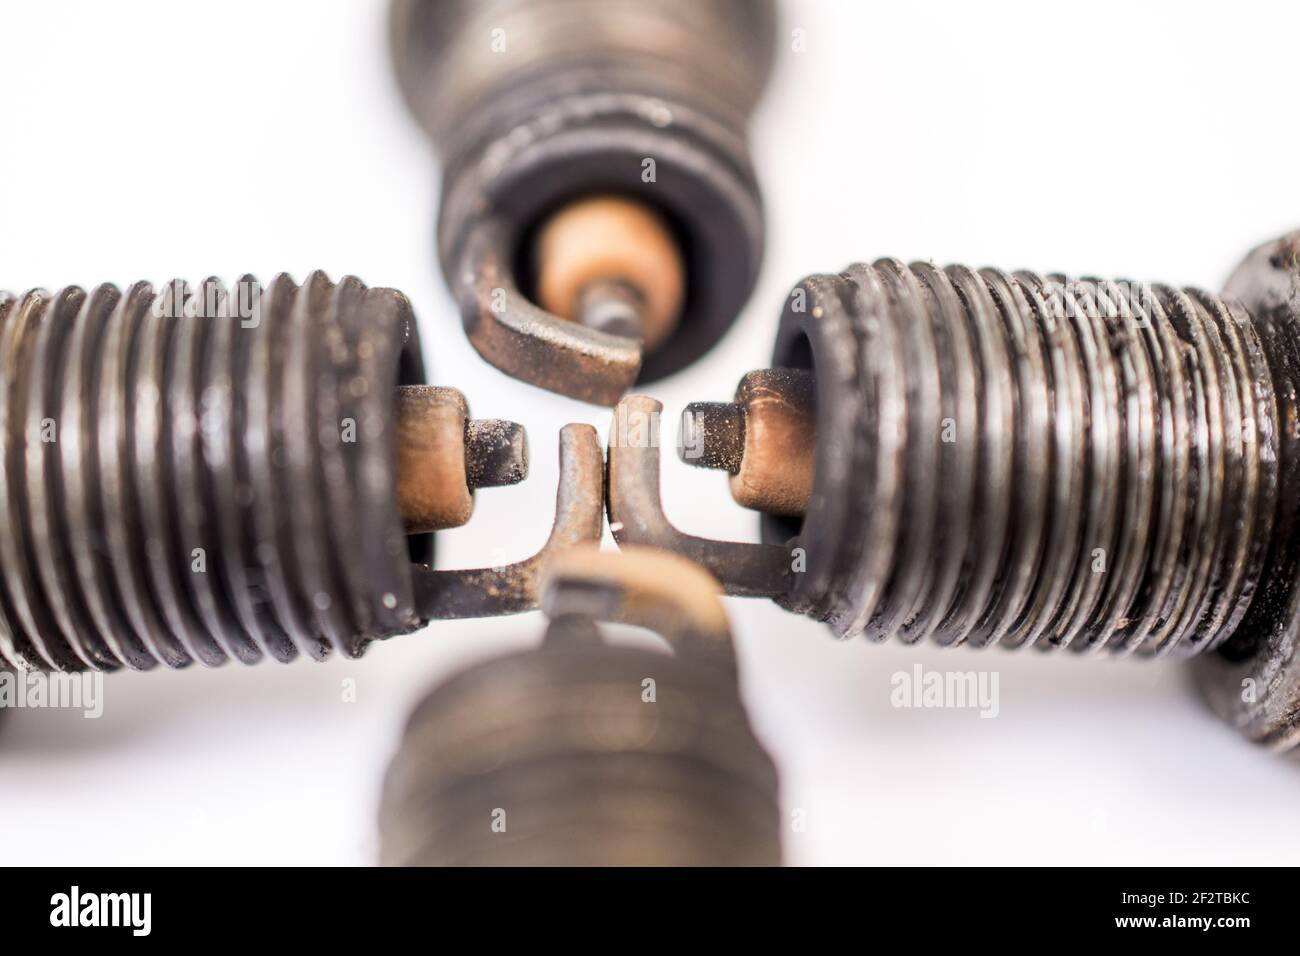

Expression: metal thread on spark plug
xmin=751 ymin=265 xmax=1275 ymax=659
xmin=0 ymin=274 xmax=430 ymax=671
xmin=0 ymin=273 xmax=603 ymax=674
xmin=609 ymin=232 xmax=1300 ymax=751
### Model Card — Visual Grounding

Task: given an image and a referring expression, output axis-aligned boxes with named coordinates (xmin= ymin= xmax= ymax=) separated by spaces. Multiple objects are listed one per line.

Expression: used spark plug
xmin=0 ymin=272 xmax=602 ymax=673
xmin=379 ymin=546 xmax=782 ymax=866
xmin=389 ymin=0 xmax=776 ymax=404
xmin=608 ymin=232 xmax=1300 ymax=753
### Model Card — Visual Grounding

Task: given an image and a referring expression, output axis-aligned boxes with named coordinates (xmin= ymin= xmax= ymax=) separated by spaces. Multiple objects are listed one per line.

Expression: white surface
xmin=1 ymin=0 xmax=1298 ymax=866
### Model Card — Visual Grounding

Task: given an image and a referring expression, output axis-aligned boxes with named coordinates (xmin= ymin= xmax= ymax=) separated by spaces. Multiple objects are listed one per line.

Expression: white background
xmin=1 ymin=0 xmax=1298 ymax=866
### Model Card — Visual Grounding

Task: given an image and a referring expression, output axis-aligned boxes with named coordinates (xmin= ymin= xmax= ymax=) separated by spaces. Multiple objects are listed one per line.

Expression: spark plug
xmin=389 ymin=0 xmax=776 ymax=404
xmin=379 ymin=546 xmax=782 ymax=866
xmin=609 ymin=231 xmax=1300 ymax=752
xmin=0 ymin=272 xmax=601 ymax=673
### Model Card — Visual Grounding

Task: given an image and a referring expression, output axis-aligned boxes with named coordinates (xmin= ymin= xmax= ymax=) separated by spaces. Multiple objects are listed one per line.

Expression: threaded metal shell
xmin=391 ymin=0 xmax=776 ymax=154
xmin=769 ymin=262 xmax=1295 ymax=658
xmin=379 ymin=641 xmax=781 ymax=866
xmin=0 ymin=273 xmax=426 ymax=672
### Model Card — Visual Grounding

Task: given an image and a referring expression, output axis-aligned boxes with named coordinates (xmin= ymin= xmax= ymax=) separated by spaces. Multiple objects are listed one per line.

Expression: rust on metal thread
xmin=0 ymin=273 xmax=427 ymax=671
xmin=760 ymin=261 xmax=1286 ymax=659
